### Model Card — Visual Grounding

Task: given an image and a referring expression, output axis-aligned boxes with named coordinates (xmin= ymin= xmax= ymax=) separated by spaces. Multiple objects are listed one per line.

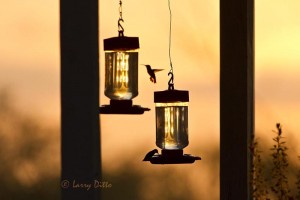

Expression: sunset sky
xmin=1 ymin=0 xmax=300 ymax=199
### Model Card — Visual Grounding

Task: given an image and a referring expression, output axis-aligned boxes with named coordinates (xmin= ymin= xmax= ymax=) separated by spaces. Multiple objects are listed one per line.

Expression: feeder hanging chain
xmin=168 ymin=71 xmax=174 ymax=90
xmin=167 ymin=0 xmax=174 ymax=90
xmin=118 ymin=0 xmax=124 ymax=37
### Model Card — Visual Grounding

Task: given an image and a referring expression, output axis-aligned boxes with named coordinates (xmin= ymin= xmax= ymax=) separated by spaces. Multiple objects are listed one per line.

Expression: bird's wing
xmin=153 ymin=69 xmax=164 ymax=73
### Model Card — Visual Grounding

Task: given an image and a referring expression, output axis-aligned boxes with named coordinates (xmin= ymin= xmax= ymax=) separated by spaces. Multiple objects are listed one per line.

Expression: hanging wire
xmin=119 ymin=0 xmax=123 ymax=19
xmin=168 ymin=0 xmax=174 ymax=90
xmin=118 ymin=0 xmax=124 ymax=37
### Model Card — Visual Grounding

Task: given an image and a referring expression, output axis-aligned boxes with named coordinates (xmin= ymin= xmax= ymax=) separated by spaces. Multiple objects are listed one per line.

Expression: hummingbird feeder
xmin=100 ymin=0 xmax=150 ymax=114
xmin=143 ymin=88 xmax=201 ymax=164
xmin=143 ymin=0 xmax=200 ymax=164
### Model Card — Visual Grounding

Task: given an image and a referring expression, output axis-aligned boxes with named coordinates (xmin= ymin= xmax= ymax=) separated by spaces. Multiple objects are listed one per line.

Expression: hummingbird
xmin=143 ymin=149 xmax=158 ymax=161
xmin=142 ymin=64 xmax=164 ymax=83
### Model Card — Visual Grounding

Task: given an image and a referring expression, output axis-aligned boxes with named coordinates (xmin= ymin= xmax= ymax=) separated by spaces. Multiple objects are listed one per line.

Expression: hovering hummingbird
xmin=143 ymin=149 xmax=158 ymax=161
xmin=142 ymin=64 xmax=164 ymax=83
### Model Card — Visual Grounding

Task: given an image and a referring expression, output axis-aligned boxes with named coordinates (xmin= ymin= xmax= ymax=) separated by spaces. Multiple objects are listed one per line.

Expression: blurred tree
xmin=102 ymin=161 xmax=196 ymax=200
xmin=0 ymin=88 xmax=221 ymax=200
xmin=0 ymin=88 xmax=60 ymax=200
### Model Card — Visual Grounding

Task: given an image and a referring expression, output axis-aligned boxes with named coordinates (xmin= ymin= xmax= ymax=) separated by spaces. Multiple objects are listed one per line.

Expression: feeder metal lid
xmin=154 ymin=89 xmax=189 ymax=103
xmin=104 ymin=36 xmax=139 ymax=51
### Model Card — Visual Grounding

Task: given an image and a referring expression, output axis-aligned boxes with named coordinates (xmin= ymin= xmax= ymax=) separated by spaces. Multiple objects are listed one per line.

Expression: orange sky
xmin=1 ymin=0 xmax=300 ymax=198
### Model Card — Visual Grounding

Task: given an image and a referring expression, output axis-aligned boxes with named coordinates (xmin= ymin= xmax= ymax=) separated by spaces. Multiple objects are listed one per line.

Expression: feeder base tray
xmin=100 ymin=100 xmax=150 ymax=115
xmin=144 ymin=149 xmax=201 ymax=164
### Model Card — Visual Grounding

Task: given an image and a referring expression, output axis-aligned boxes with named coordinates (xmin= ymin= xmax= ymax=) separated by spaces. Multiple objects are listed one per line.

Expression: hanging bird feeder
xmin=100 ymin=0 xmax=150 ymax=114
xmin=143 ymin=88 xmax=201 ymax=164
xmin=143 ymin=0 xmax=200 ymax=164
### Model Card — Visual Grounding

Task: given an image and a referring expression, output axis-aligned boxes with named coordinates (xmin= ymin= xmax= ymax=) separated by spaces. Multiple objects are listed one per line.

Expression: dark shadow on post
xmin=60 ymin=0 xmax=101 ymax=199
xmin=220 ymin=0 xmax=254 ymax=199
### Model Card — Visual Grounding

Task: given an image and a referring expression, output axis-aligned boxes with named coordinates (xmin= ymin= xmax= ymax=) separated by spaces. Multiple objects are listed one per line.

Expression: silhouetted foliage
xmin=296 ymin=156 xmax=300 ymax=200
xmin=270 ymin=123 xmax=291 ymax=200
xmin=250 ymin=138 xmax=269 ymax=200
xmin=251 ymin=123 xmax=300 ymax=200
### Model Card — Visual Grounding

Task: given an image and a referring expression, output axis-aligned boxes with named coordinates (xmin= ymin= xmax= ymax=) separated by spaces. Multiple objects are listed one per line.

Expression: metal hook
xmin=168 ymin=71 xmax=174 ymax=90
xmin=118 ymin=18 xmax=124 ymax=37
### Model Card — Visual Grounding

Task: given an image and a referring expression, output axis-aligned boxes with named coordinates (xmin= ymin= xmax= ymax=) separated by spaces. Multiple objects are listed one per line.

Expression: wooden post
xmin=220 ymin=0 xmax=254 ymax=199
xmin=60 ymin=0 xmax=101 ymax=199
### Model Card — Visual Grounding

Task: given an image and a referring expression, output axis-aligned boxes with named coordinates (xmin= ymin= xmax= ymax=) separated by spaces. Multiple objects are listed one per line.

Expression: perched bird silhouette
xmin=143 ymin=149 xmax=158 ymax=161
xmin=142 ymin=64 xmax=164 ymax=83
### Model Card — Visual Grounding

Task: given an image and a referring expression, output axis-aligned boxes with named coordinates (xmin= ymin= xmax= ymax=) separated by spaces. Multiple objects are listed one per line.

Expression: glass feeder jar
xmin=104 ymin=36 xmax=139 ymax=100
xmin=154 ymin=90 xmax=189 ymax=150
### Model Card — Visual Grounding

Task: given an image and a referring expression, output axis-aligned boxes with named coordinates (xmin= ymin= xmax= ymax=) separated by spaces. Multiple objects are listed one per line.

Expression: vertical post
xmin=220 ymin=0 xmax=254 ymax=199
xmin=60 ymin=0 xmax=101 ymax=199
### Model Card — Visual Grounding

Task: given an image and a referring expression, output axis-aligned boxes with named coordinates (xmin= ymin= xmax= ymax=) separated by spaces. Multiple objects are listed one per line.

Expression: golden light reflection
xmin=104 ymin=51 xmax=138 ymax=100
xmin=116 ymin=52 xmax=129 ymax=87
xmin=156 ymin=102 xmax=189 ymax=150
xmin=164 ymin=107 xmax=174 ymax=145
